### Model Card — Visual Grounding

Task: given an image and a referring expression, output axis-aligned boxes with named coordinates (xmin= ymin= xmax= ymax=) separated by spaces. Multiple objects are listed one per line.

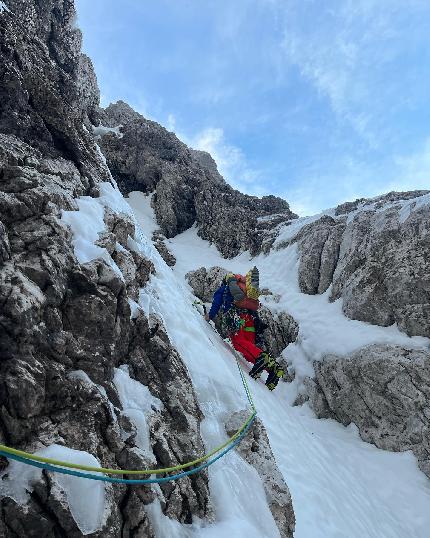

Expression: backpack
xmin=234 ymin=267 xmax=260 ymax=311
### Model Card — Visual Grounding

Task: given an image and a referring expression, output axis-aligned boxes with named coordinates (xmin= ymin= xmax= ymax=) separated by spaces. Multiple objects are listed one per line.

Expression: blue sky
xmin=76 ymin=0 xmax=430 ymax=215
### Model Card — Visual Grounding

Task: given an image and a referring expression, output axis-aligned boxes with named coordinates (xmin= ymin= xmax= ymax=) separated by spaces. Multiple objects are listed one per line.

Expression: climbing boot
xmin=249 ymin=352 xmax=275 ymax=379
xmin=249 ymin=355 xmax=266 ymax=379
xmin=265 ymin=364 xmax=284 ymax=391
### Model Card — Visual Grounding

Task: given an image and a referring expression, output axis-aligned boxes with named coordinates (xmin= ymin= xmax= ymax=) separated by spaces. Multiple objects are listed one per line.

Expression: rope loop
xmin=0 ymin=327 xmax=257 ymax=485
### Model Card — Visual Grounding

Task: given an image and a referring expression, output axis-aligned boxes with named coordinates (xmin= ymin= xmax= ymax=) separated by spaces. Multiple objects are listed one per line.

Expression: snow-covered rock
xmin=290 ymin=191 xmax=430 ymax=338
xmin=152 ymin=229 xmax=177 ymax=267
xmin=306 ymin=344 xmax=430 ymax=478
xmin=97 ymin=101 xmax=297 ymax=258
xmin=1 ymin=0 xmax=430 ymax=536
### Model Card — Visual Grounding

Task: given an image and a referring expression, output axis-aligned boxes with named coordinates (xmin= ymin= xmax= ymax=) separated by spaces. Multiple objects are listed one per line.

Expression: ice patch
xmin=113 ymin=366 xmax=163 ymax=458
xmin=93 ymin=124 xmax=123 ymax=138
xmin=128 ymin=298 xmax=141 ymax=319
xmin=127 ymin=191 xmax=159 ymax=238
xmin=61 ymin=196 xmax=122 ymax=277
xmin=0 ymin=445 xmax=105 ymax=535
xmin=61 ymin=184 xmax=139 ymax=280
xmin=274 ymin=208 xmax=335 ymax=246
xmin=398 ymin=192 xmax=430 ymax=224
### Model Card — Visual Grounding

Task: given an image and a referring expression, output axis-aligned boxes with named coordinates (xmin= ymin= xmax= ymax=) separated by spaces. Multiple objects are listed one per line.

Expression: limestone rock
xmin=152 ymin=230 xmax=177 ymax=267
xmin=186 ymin=266 xmax=228 ymax=303
xmin=0 ymin=0 xmax=110 ymax=183
xmin=97 ymin=101 xmax=297 ymax=257
xmin=225 ymin=410 xmax=295 ymax=537
xmin=307 ymin=344 xmax=430 ymax=477
xmin=0 ymin=3 xmax=212 ymax=532
xmin=258 ymin=306 xmax=299 ymax=358
xmin=126 ymin=313 xmax=214 ymax=523
xmin=295 ymin=215 xmax=346 ymax=295
xmin=293 ymin=192 xmax=430 ymax=337
xmin=0 ymin=221 xmax=11 ymax=265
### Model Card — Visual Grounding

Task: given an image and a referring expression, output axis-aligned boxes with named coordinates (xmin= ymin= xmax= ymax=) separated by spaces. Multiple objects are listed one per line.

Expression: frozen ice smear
xmin=127 ymin=191 xmax=159 ymax=238
xmin=113 ymin=366 xmax=163 ymax=458
xmin=0 ymin=445 xmax=105 ymax=535
xmin=93 ymin=124 xmax=123 ymax=138
xmin=56 ymin=183 xmax=430 ymax=537
xmin=61 ymin=193 xmax=124 ymax=279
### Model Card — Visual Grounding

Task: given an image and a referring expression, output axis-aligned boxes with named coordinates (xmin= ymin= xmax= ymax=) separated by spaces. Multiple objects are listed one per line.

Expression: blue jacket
xmin=208 ymin=284 xmax=233 ymax=320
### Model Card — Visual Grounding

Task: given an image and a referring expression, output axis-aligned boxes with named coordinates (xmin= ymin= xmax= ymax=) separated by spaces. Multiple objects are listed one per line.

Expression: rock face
xmin=0 ymin=131 xmax=213 ymax=533
xmin=186 ymin=266 xmax=228 ymax=303
xmin=0 ymin=2 xmax=213 ymax=534
xmin=292 ymin=192 xmax=430 ymax=337
xmin=225 ymin=411 xmax=295 ymax=537
xmin=151 ymin=230 xmax=176 ymax=267
xmin=126 ymin=313 xmax=213 ymax=523
xmin=0 ymin=0 xmax=108 ymax=185
xmin=306 ymin=344 xmax=430 ymax=478
xmin=186 ymin=266 xmax=299 ymax=357
xmin=258 ymin=307 xmax=299 ymax=358
xmin=97 ymin=101 xmax=297 ymax=257
xmin=295 ymin=215 xmax=346 ymax=295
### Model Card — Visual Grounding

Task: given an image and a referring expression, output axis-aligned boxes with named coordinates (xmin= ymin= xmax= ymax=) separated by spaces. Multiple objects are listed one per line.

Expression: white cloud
xmin=179 ymin=126 xmax=268 ymax=196
xmin=166 ymin=114 xmax=176 ymax=132
xmin=280 ymin=0 xmax=429 ymax=147
xmin=389 ymin=139 xmax=430 ymax=192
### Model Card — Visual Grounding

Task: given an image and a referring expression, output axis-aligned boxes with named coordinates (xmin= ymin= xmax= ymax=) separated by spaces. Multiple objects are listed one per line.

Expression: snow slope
xmin=128 ymin=189 xmax=430 ymax=537
xmin=19 ymin=183 xmax=427 ymax=537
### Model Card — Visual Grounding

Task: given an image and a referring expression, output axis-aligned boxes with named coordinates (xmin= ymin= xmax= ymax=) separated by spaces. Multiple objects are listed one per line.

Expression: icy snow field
xmin=4 ymin=185 xmax=429 ymax=537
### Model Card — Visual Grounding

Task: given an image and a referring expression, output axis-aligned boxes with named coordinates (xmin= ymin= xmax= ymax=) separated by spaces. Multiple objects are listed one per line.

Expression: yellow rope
xmin=0 ymin=411 xmax=256 ymax=475
xmin=0 ymin=358 xmax=256 ymax=475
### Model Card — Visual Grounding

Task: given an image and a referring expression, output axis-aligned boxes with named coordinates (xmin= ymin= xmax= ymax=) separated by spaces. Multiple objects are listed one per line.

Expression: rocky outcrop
xmin=186 ymin=266 xmax=228 ymax=303
xmin=295 ymin=215 xmax=346 ymax=295
xmin=151 ymin=230 xmax=176 ymax=267
xmin=305 ymin=344 xmax=430 ymax=478
xmin=0 ymin=2 xmax=213 ymax=534
xmin=126 ymin=313 xmax=213 ymax=523
xmin=97 ymin=101 xmax=297 ymax=257
xmin=0 ymin=131 xmax=213 ymax=532
xmin=334 ymin=190 xmax=429 ymax=216
xmin=225 ymin=411 xmax=295 ymax=537
xmin=0 ymin=133 xmax=212 ymax=533
xmin=186 ymin=266 xmax=299 ymax=357
xmin=292 ymin=192 xmax=430 ymax=337
xmin=258 ymin=307 xmax=299 ymax=358
xmin=0 ymin=0 xmax=108 ymax=185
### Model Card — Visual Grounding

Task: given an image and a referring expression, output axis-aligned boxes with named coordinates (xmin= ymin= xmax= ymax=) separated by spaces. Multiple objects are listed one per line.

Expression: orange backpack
xmin=234 ymin=272 xmax=260 ymax=311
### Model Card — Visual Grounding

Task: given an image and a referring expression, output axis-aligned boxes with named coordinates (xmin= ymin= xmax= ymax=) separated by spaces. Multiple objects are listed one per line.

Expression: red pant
xmin=230 ymin=313 xmax=263 ymax=367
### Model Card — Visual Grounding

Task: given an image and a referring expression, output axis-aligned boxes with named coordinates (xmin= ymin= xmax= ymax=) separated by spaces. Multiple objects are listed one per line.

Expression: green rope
xmin=0 ymin=317 xmax=257 ymax=477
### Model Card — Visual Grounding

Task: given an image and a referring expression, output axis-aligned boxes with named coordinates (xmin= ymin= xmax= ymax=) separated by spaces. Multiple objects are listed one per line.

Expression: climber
xmin=205 ymin=268 xmax=283 ymax=390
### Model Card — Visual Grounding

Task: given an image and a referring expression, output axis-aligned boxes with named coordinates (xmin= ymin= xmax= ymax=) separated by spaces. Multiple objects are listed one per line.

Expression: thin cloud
xmin=188 ymin=127 xmax=266 ymax=195
xmin=281 ymin=0 xmax=430 ymax=147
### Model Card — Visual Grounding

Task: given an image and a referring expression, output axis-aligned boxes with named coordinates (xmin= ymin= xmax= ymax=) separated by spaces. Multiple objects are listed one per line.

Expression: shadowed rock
xmin=97 ymin=101 xmax=297 ymax=257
